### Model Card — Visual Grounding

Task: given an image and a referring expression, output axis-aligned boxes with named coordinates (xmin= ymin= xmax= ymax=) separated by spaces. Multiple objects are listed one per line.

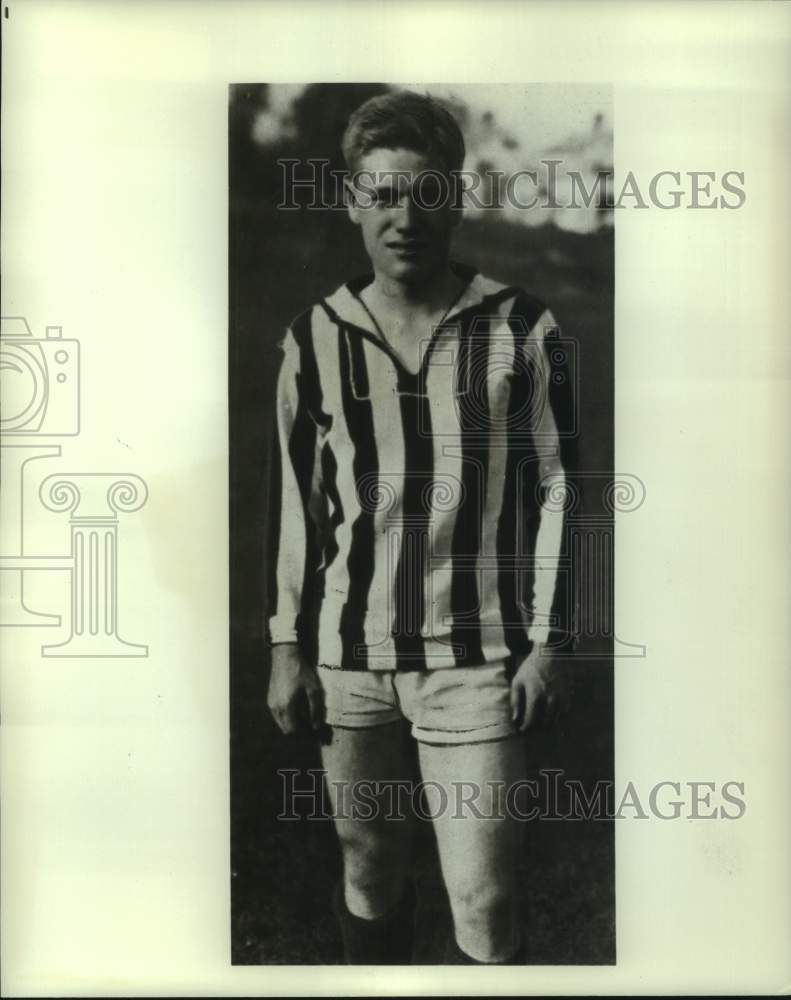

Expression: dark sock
xmin=332 ymin=880 xmax=417 ymax=965
xmin=444 ymin=930 xmax=525 ymax=965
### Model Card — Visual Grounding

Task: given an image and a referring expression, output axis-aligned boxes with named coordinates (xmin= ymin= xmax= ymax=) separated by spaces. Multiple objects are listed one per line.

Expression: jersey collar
xmin=321 ymin=262 xmax=513 ymax=335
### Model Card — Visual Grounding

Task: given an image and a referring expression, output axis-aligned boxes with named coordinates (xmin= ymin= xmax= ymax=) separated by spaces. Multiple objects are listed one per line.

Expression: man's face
xmin=346 ymin=147 xmax=461 ymax=286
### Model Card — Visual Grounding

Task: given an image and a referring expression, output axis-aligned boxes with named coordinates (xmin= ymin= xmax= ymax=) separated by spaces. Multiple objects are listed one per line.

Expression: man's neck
xmin=367 ymin=264 xmax=463 ymax=320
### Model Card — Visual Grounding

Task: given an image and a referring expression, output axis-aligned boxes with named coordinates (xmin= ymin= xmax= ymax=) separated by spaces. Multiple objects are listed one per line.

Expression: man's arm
xmin=266 ymin=328 xmax=325 ymax=734
xmin=510 ymin=304 xmax=577 ymax=730
xmin=525 ymin=307 xmax=576 ymax=652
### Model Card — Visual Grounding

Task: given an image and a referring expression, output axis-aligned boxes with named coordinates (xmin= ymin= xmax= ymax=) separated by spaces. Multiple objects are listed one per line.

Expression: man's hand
xmin=267 ymin=644 xmax=325 ymax=734
xmin=509 ymin=644 xmax=571 ymax=733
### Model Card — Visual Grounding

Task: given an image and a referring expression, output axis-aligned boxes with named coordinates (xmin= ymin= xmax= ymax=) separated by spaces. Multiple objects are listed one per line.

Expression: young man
xmin=266 ymin=90 xmax=574 ymax=965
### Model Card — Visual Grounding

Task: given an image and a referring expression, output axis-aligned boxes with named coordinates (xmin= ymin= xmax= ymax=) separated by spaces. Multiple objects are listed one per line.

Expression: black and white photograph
xmin=229 ymin=82 xmax=615 ymax=965
xmin=3 ymin=2 xmax=790 ymax=995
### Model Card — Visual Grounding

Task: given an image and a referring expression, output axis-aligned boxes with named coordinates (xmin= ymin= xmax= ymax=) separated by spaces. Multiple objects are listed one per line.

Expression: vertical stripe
xmin=288 ymin=311 xmax=322 ymax=657
xmin=422 ymin=322 xmax=465 ymax=662
xmin=320 ymin=442 xmax=344 ymax=573
xmin=267 ymin=401 xmax=285 ymax=631
xmin=479 ymin=304 xmax=518 ymax=661
xmin=337 ymin=327 xmax=378 ymax=670
xmin=449 ymin=313 xmax=489 ymax=665
xmin=89 ymin=530 xmax=98 ymax=635
xmin=314 ymin=304 xmax=355 ymax=666
xmin=497 ymin=294 xmax=547 ymax=659
xmin=291 ymin=309 xmax=329 ymax=426
xmin=517 ymin=349 xmax=543 ymax=636
xmin=360 ymin=337 xmax=404 ymax=666
xmin=392 ymin=371 xmax=433 ymax=671
xmin=105 ymin=529 xmax=114 ymax=635
xmin=75 ymin=529 xmax=84 ymax=636
xmin=529 ymin=309 xmax=573 ymax=648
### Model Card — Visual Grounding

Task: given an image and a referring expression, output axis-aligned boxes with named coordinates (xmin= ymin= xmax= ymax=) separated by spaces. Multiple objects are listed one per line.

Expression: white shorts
xmin=317 ymin=660 xmax=516 ymax=746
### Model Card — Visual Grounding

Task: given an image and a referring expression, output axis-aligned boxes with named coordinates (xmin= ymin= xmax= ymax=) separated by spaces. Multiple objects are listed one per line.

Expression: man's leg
xmin=418 ymin=736 xmax=524 ymax=963
xmin=321 ymin=722 xmax=416 ymax=962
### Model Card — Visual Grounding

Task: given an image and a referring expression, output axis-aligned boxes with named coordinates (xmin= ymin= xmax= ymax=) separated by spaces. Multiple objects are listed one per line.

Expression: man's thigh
xmin=320 ymin=721 xmax=413 ymax=791
xmin=320 ymin=722 xmax=416 ymax=848
xmin=418 ymin=736 xmax=524 ymax=893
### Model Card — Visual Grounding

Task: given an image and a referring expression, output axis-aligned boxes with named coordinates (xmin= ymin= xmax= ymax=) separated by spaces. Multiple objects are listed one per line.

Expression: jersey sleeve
xmin=266 ymin=327 xmax=326 ymax=648
xmin=519 ymin=305 xmax=577 ymax=651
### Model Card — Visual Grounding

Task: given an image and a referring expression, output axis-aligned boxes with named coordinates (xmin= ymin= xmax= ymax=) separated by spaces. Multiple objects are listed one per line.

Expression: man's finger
xmin=267 ymin=701 xmax=282 ymax=730
xmin=510 ymin=681 xmax=524 ymax=726
xmin=276 ymin=702 xmax=298 ymax=735
xmin=519 ymin=685 xmax=542 ymax=732
xmin=269 ymin=705 xmax=286 ymax=734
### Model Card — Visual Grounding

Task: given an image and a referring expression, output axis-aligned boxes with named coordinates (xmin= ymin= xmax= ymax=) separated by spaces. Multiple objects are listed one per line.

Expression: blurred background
xmin=230 ymin=83 xmax=614 ymax=964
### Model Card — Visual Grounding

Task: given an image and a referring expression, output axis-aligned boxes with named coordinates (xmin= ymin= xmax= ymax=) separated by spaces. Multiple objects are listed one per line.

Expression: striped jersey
xmin=267 ymin=262 xmax=575 ymax=671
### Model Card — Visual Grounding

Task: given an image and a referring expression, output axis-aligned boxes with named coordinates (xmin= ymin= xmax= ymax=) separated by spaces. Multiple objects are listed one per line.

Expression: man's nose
xmin=394 ymin=194 xmax=422 ymax=230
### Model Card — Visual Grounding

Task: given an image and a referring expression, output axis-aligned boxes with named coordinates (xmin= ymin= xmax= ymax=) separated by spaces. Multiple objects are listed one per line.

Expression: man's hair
xmin=341 ymin=90 xmax=466 ymax=176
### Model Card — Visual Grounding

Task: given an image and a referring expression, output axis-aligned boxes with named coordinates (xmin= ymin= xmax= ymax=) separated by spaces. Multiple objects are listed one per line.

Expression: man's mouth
xmin=387 ymin=240 xmax=429 ymax=253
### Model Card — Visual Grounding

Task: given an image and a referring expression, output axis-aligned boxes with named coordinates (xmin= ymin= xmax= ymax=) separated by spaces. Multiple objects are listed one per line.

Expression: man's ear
xmin=344 ymin=178 xmax=361 ymax=226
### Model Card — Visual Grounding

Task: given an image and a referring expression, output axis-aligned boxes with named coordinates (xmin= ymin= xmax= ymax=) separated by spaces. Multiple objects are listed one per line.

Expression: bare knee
xmin=336 ymin=823 xmax=408 ymax=916
xmin=454 ymin=881 xmax=514 ymax=927
xmin=450 ymin=882 xmax=517 ymax=961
